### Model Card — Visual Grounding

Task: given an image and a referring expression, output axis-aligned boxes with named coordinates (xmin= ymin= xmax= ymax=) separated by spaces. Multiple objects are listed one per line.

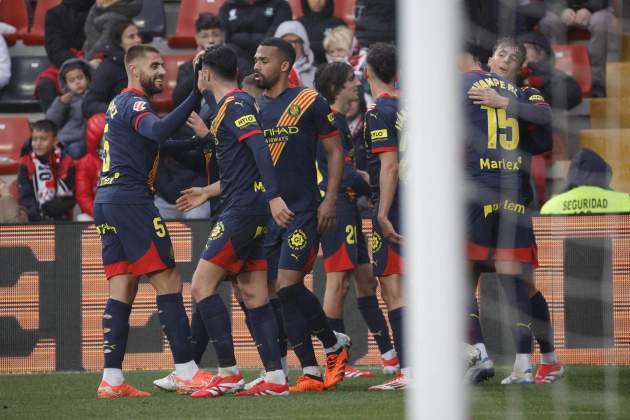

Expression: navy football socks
xmin=248 ymin=303 xmax=283 ymax=372
xmin=468 ymin=293 xmax=485 ymax=345
xmin=196 ymin=294 xmax=237 ymax=368
xmin=276 ymin=288 xmax=318 ymax=368
xmin=278 ymin=282 xmax=337 ymax=349
xmin=388 ymin=307 xmax=404 ymax=367
xmin=530 ymin=291 xmax=554 ymax=354
xmin=498 ymin=275 xmax=533 ymax=354
xmin=327 ymin=317 xmax=345 ymax=334
xmin=156 ymin=293 xmax=194 ymax=364
xmin=270 ymin=298 xmax=288 ymax=358
xmin=357 ymin=295 xmax=394 ymax=355
xmin=102 ymin=298 xmax=131 ymax=369
xmin=190 ymin=304 xmax=209 ymax=365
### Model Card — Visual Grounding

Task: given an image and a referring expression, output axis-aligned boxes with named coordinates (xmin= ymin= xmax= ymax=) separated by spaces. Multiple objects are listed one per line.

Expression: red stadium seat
xmin=151 ymin=54 xmax=194 ymax=112
xmin=0 ymin=117 xmax=30 ymax=175
xmin=552 ymin=44 xmax=592 ymax=97
xmin=167 ymin=0 xmax=223 ymax=48
xmin=0 ymin=0 xmax=29 ymax=46
xmin=22 ymin=0 xmax=61 ymax=45
xmin=289 ymin=0 xmax=356 ymax=28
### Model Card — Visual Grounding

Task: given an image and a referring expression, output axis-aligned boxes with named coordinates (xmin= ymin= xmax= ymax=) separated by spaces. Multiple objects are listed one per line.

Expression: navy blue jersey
xmin=210 ymin=89 xmax=268 ymax=214
xmin=463 ymin=70 xmax=527 ymax=191
xmin=257 ymin=87 xmax=339 ymax=213
xmin=363 ymin=94 xmax=403 ymax=207
xmin=96 ymin=88 xmax=161 ymax=204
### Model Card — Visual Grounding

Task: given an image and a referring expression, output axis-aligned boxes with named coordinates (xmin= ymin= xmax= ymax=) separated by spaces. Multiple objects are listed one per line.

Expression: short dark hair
xmin=242 ymin=73 xmax=257 ymax=86
xmin=259 ymin=37 xmax=296 ymax=69
xmin=61 ymin=62 xmax=91 ymax=83
xmin=314 ymin=62 xmax=353 ymax=103
xmin=110 ymin=19 xmax=136 ymax=47
xmin=201 ymin=45 xmax=238 ymax=81
xmin=196 ymin=13 xmax=222 ymax=33
xmin=492 ymin=37 xmax=527 ymax=67
xmin=124 ymin=44 xmax=160 ymax=66
xmin=31 ymin=119 xmax=58 ymax=136
xmin=367 ymin=43 xmax=397 ymax=84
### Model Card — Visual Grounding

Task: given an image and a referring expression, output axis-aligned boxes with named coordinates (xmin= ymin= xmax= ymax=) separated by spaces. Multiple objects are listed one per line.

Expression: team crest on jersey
xmin=287 ymin=229 xmax=307 ymax=250
xmin=327 ymin=112 xmax=335 ymax=123
xmin=288 ymin=104 xmax=301 ymax=117
xmin=209 ymin=221 xmax=225 ymax=240
xmin=133 ymin=101 xmax=146 ymax=112
xmin=372 ymin=231 xmax=382 ymax=253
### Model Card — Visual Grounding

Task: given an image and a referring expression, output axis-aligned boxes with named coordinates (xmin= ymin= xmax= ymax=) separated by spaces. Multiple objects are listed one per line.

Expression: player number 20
xmin=345 ymin=225 xmax=356 ymax=245
xmin=481 ymin=106 xmax=519 ymax=151
xmin=153 ymin=217 xmax=166 ymax=238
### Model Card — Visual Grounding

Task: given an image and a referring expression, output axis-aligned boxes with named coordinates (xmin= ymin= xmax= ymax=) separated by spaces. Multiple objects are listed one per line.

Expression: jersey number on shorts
xmin=345 ymin=225 xmax=357 ymax=245
xmin=481 ymin=106 xmax=519 ymax=150
xmin=153 ymin=217 xmax=166 ymax=238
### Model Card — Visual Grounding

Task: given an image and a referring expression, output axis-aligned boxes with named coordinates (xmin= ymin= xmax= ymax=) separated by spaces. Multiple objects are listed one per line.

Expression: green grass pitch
xmin=1 ymin=366 xmax=630 ymax=419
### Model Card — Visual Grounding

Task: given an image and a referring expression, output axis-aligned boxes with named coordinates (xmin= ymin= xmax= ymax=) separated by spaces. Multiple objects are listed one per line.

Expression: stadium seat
xmin=0 ymin=117 xmax=30 ymax=175
xmin=590 ymin=98 xmax=630 ymax=129
xmin=167 ymin=0 xmax=223 ymax=48
xmin=553 ymin=44 xmax=592 ymax=97
xmin=289 ymin=0 xmax=356 ymax=28
xmin=0 ymin=0 xmax=29 ymax=46
xmin=151 ymin=54 xmax=194 ymax=112
xmin=0 ymin=56 xmax=50 ymax=113
xmin=606 ymin=62 xmax=630 ymax=97
xmin=22 ymin=0 xmax=61 ymax=46
xmin=579 ymin=129 xmax=630 ymax=192
xmin=133 ymin=0 xmax=166 ymax=41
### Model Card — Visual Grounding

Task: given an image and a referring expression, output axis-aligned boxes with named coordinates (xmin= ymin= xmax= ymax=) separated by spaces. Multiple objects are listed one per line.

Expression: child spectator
xmin=219 ymin=0 xmax=292 ymax=65
xmin=75 ymin=113 xmax=105 ymax=221
xmin=17 ymin=120 xmax=76 ymax=221
xmin=298 ymin=0 xmax=347 ymax=65
xmin=45 ymin=58 xmax=92 ymax=160
xmin=82 ymin=20 xmax=141 ymax=118
xmin=275 ymin=20 xmax=317 ymax=87
xmin=83 ymin=0 xmax=142 ymax=60
xmin=323 ymin=25 xmax=365 ymax=69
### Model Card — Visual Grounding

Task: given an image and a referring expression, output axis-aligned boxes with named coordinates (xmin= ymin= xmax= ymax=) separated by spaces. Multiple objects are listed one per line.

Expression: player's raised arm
xmin=123 ymin=45 xmax=201 ymax=144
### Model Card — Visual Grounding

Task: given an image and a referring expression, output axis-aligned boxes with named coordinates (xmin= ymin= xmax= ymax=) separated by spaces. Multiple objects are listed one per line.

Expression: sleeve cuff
xmin=238 ymin=129 xmax=263 ymax=142
xmin=372 ymin=146 xmax=398 ymax=154
xmin=133 ymin=112 xmax=152 ymax=131
xmin=319 ymin=129 xmax=339 ymax=140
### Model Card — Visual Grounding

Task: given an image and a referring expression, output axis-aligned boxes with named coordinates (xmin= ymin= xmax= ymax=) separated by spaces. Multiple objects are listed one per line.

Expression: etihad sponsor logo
xmin=235 ymin=114 xmax=256 ymax=128
xmin=264 ymin=126 xmax=299 ymax=137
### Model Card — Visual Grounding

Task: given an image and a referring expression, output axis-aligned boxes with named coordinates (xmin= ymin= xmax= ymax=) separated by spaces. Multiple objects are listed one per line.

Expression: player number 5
xmin=481 ymin=106 xmax=519 ymax=151
xmin=153 ymin=217 xmax=166 ymax=238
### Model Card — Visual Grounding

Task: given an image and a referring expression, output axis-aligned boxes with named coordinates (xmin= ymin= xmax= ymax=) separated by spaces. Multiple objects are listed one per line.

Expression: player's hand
xmin=269 ymin=196 xmax=294 ymax=229
xmin=356 ymin=169 xmax=370 ymax=185
xmin=176 ymin=187 xmax=209 ymax=212
xmin=317 ymin=196 xmax=336 ymax=233
xmin=561 ymin=8 xmax=577 ymax=25
xmin=575 ymin=8 xmax=591 ymax=26
xmin=378 ymin=215 xmax=403 ymax=245
xmin=186 ymin=111 xmax=210 ymax=138
xmin=468 ymin=88 xmax=509 ymax=109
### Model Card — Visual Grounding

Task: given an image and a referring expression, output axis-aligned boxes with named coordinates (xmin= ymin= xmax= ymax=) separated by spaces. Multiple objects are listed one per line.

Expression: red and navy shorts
xmin=466 ymin=188 xmax=538 ymax=266
xmin=265 ymin=210 xmax=319 ymax=281
xmin=321 ymin=202 xmax=370 ymax=273
xmin=201 ymin=211 xmax=268 ymax=274
xmin=94 ymin=202 xmax=175 ymax=279
xmin=371 ymin=207 xmax=403 ymax=277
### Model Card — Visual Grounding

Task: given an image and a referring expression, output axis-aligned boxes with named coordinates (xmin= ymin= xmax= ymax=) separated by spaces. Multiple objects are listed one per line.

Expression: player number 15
xmin=481 ymin=106 xmax=519 ymax=151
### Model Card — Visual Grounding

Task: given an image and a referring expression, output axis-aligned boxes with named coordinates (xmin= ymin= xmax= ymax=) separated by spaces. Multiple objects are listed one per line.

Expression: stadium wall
xmin=1 ymin=216 xmax=630 ymax=373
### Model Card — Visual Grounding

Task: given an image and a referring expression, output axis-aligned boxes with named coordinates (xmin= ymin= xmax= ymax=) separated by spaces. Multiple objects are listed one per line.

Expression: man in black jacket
xmin=355 ymin=0 xmax=396 ymax=47
xmin=539 ymin=0 xmax=613 ymax=96
xmin=35 ymin=0 xmax=95 ymax=111
xmin=298 ymin=0 xmax=347 ymax=65
xmin=172 ymin=13 xmax=251 ymax=108
xmin=219 ymin=0 xmax=292 ymax=64
xmin=519 ymin=31 xmax=582 ymax=110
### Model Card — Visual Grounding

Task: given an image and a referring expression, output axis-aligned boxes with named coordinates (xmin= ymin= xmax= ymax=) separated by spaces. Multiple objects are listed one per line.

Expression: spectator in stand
xmin=17 ymin=120 xmax=76 ymax=222
xmin=83 ymin=0 xmax=142 ymax=60
xmin=539 ymin=0 xmax=614 ymax=97
xmin=541 ymin=148 xmax=630 ymax=214
xmin=0 ymin=179 xmax=27 ymax=223
xmin=45 ymin=59 xmax=92 ymax=160
xmin=0 ymin=30 xmax=9 ymax=90
xmin=34 ymin=0 xmax=95 ymax=112
xmin=354 ymin=0 xmax=396 ymax=47
xmin=323 ymin=26 xmax=364 ymax=68
xmin=275 ymin=21 xmax=317 ymax=87
xmin=75 ymin=113 xmax=105 ymax=221
xmin=219 ymin=0 xmax=292 ymax=65
xmin=82 ymin=20 xmax=141 ymax=118
xmin=298 ymin=0 xmax=347 ymax=65
xmin=518 ymin=31 xmax=582 ymax=110
xmin=172 ymin=13 xmax=252 ymax=108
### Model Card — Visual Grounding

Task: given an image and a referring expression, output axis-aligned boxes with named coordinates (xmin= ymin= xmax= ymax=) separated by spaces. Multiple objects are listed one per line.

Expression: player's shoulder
xmin=228 ymin=90 xmax=256 ymax=110
xmin=463 ymin=69 xmax=491 ymax=84
xmin=117 ymin=88 xmax=151 ymax=113
xmin=519 ymin=86 xmax=547 ymax=103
